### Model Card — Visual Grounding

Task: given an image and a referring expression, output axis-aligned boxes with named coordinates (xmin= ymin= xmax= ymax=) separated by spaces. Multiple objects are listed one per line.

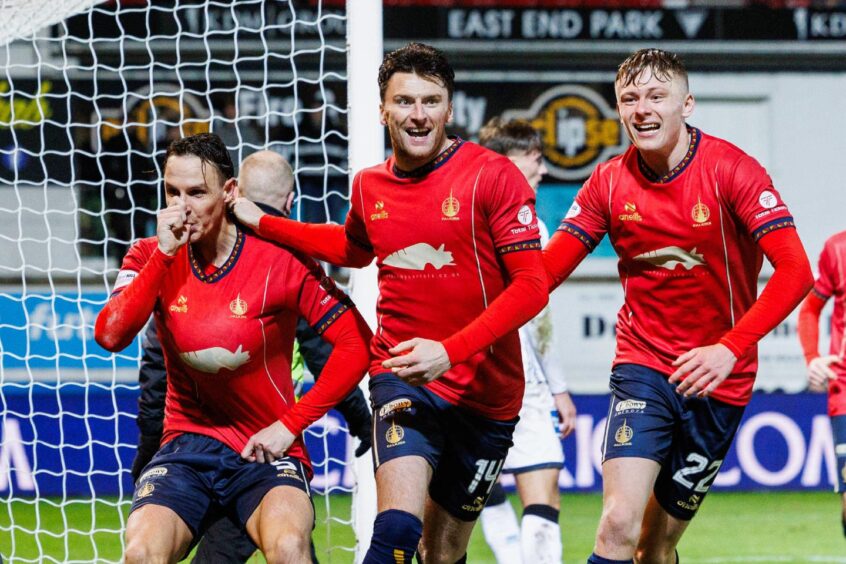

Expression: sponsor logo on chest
xmin=619 ymin=201 xmax=643 ymax=222
xmin=370 ymin=200 xmax=389 ymax=221
xmin=169 ymin=295 xmax=188 ymax=314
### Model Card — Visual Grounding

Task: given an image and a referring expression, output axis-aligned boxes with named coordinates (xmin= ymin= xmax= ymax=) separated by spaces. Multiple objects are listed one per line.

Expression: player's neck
xmin=393 ymin=136 xmax=454 ymax=173
xmin=193 ymin=221 xmax=238 ymax=268
xmin=639 ymin=128 xmax=692 ymax=179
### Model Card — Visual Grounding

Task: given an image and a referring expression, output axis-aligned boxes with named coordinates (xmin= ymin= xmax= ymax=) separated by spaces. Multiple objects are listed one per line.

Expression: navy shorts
xmin=831 ymin=415 xmax=846 ymax=493
xmin=130 ymin=433 xmax=312 ymax=543
xmin=602 ymin=364 xmax=745 ymax=520
xmin=369 ymin=374 xmax=517 ymax=521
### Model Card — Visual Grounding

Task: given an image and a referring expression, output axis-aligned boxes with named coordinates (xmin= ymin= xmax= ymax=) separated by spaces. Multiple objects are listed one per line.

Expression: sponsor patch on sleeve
xmin=113 ymin=270 xmax=138 ymax=292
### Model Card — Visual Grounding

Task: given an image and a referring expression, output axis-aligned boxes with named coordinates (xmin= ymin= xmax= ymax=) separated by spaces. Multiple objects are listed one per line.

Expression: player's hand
xmin=382 ymin=338 xmax=451 ymax=386
xmin=227 ymin=196 xmax=265 ymax=230
xmin=807 ymin=354 xmax=840 ymax=391
xmin=670 ymin=343 xmax=737 ymax=398
xmin=553 ymin=392 xmax=577 ymax=438
xmin=240 ymin=420 xmax=296 ymax=463
xmin=156 ymin=197 xmax=190 ymax=255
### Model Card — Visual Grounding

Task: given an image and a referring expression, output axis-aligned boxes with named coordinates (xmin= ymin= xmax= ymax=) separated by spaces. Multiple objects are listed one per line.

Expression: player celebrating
xmin=478 ymin=117 xmax=577 ymax=564
xmin=797 ymin=230 xmax=846 ymax=539
xmin=229 ymin=43 xmax=548 ymax=563
xmin=94 ymin=133 xmax=372 ymax=563
xmin=542 ymin=49 xmax=812 ymax=563
xmin=129 ymin=149 xmax=373 ymax=563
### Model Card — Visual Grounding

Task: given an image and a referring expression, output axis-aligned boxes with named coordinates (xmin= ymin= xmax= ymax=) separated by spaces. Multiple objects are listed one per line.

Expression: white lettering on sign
xmin=590 ymin=10 xmax=663 ymax=39
xmin=447 ymin=10 xmax=516 ymax=39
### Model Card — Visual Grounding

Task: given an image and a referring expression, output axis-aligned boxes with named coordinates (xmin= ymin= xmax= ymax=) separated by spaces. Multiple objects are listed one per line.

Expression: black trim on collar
xmin=637 ymin=126 xmax=700 ymax=184
xmin=189 ymin=226 xmax=245 ymax=284
xmin=393 ymin=136 xmax=464 ymax=179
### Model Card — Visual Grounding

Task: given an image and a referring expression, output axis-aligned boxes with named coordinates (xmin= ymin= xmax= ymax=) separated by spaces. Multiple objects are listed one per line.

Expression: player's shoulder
xmin=458 ymin=140 xmax=516 ymax=170
xmin=124 ymin=236 xmax=159 ymax=264
xmin=696 ymin=128 xmax=758 ymax=168
xmin=823 ymin=230 xmax=846 ymax=249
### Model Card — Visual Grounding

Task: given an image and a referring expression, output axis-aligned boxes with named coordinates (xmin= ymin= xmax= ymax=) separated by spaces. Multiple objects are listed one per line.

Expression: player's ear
xmin=379 ymin=102 xmax=387 ymax=126
xmin=447 ymin=101 xmax=454 ymax=124
xmin=284 ymin=191 xmax=295 ymax=216
xmin=223 ymin=178 xmax=238 ymax=201
xmin=682 ymin=93 xmax=695 ymax=119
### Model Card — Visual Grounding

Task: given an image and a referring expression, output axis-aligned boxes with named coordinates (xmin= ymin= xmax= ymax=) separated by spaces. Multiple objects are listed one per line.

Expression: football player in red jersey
xmin=798 ymin=230 xmax=846 ymax=540
xmin=229 ymin=43 xmax=548 ymax=563
xmin=94 ymin=133 xmax=372 ymax=564
xmin=542 ymin=49 xmax=813 ymax=563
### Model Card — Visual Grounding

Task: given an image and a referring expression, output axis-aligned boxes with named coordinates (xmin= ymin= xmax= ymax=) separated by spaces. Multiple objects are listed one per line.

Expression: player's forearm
xmin=442 ymin=250 xmax=548 ymax=365
xmin=543 ymin=230 xmax=590 ymax=291
xmin=94 ymin=249 xmax=174 ymax=352
xmin=797 ymin=292 xmax=827 ymax=363
xmin=280 ymin=309 xmax=372 ymax=435
xmin=257 ymin=215 xmax=374 ymax=268
xmin=719 ymin=229 xmax=813 ymax=358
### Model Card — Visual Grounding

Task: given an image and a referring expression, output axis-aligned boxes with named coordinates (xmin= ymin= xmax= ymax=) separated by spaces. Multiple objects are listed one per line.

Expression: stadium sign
xmin=0 ymin=389 xmax=835 ymax=496
xmin=503 ymin=85 xmax=627 ymax=181
xmin=384 ymin=6 xmax=846 ymax=42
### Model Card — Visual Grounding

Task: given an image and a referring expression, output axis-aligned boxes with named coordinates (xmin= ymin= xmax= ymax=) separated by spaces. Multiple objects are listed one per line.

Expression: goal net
xmin=0 ymin=0 xmax=373 ymax=561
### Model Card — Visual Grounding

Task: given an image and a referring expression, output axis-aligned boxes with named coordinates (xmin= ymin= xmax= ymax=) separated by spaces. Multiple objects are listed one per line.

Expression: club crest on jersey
xmin=169 ymin=295 xmax=188 ymax=314
xmin=385 ymin=421 xmax=405 ymax=447
xmin=614 ymin=419 xmax=633 ymax=446
xmin=692 ymin=197 xmax=711 ymax=227
xmin=370 ymin=200 xmax=389 ymax=221
xmin=441 ymin=189 xmax=460 ymax=221
xmin=230 ymin=294 xmax=248 ymax=318
xmin=619 ymin=202 xmax=643 ymax=222
xmin=634 ymin=246 xmax=705 ymax=271
xmin=135 ymin=482 xmax=155 ymax=499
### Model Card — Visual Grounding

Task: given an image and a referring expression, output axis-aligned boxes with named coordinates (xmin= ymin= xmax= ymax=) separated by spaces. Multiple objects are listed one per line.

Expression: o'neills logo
xmin=503 ymin=85 xmax=627 ymax=181
xmin=619 ymin=202 xmax=643 ymax=222
xmin=169 ymin=295 xmax=188 ymax=313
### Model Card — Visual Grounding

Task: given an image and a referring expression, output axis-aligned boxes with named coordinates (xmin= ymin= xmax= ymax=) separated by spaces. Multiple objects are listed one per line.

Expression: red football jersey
xmin=560 ymin=127 xmax=795 ymax=406
xmin=113 ymin=230 xmax=352 ymax=471
xmin=812 ymin=231 xmax=846 ymax=416
xmin=346 ymin=139 xmax=540 ymax=419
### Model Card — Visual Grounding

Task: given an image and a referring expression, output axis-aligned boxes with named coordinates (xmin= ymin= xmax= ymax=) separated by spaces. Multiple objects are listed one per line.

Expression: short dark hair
xmin=378 ymin=42 xmax=455 ymax=101
xmin=163 ymin=132 xmax=235 ymax=184
xmin=616 ymin=48 xmax=688 ymax=92
xmin=478 ymin=117 xmax=542 ymax=156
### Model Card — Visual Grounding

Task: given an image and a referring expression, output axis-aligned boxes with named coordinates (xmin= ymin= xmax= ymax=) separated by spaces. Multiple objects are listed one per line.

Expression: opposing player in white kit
xmin=478 ymin=118 xmax=577 ymax=564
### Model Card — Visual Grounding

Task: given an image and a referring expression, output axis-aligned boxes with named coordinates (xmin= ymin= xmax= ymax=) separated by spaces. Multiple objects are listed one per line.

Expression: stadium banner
xmin=0 ymin=387 xmax=835 ymax=496
xmin=382 ymin=6 xmax=846 ymax=42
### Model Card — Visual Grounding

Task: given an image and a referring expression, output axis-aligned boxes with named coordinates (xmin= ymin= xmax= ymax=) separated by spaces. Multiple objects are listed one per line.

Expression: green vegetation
xmin=2 ymin=491 xmax=844 ymax=563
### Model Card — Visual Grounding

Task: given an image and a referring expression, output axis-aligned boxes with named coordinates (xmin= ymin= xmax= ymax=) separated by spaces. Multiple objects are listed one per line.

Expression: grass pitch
xmin=1 ymin=491 xmax=844 ymax=562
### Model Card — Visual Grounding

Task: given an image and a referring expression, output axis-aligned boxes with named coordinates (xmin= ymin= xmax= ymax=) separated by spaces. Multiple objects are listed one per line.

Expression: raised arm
xmin=229 ymin=197 xmax=374 ymax=267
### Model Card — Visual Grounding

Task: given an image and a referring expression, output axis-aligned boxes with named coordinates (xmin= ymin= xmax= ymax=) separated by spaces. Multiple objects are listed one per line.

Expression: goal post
xmin=0 ymin=1 xmax=383 ymax=561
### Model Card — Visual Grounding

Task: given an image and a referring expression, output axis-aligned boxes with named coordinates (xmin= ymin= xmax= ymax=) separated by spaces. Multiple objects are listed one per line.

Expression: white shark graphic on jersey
xmin=633 ymin=246 xmax=705 ymax=270
xmin=180 ymin=345 xmax=251 ymax=374
xmin=383 ymin=243 xmax=455 ymax=271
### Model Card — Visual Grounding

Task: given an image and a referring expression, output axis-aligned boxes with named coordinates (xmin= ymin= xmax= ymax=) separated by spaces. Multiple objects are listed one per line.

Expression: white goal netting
xmin=0 ymin=1 xmax=368 ymax=562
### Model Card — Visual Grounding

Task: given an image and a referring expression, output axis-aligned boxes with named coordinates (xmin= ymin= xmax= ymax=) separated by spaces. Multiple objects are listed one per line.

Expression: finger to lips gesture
xmin=381 ymin=338 xmax=451 ymax=387
xmin=669 ymin=343 xmax=737 ymax=398
xmin=157 ymin=197 xmax=189 ymax=255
